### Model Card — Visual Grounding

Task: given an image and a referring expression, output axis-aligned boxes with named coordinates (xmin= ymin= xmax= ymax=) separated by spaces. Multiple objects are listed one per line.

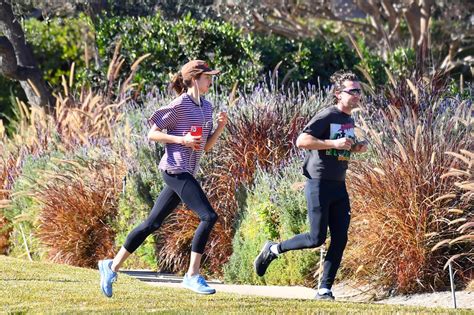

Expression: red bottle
xmin=190 ymin=126 xmax=202 ymax=137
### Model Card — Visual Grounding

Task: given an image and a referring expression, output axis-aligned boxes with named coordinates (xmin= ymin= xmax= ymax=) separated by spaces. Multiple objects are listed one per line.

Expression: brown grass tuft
xmin=36 ymin=159 xmax=126 ymax=268
xmin=345 ymin=98 xmax=472 ymax=293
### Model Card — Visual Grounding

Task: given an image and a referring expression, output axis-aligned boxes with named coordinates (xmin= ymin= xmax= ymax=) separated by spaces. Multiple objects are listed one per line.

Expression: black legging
xmin=278 ymin=179 xmax=351 ymax=289
xmin=123 ymin=171 xmax=218 ymax=254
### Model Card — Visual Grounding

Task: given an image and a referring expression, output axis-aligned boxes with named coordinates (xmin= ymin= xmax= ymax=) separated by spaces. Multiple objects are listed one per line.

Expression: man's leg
xmin=254 ymin=178 xmax=330 ymax=276
xmin=319 ymin=182 xmax=351 ymax=291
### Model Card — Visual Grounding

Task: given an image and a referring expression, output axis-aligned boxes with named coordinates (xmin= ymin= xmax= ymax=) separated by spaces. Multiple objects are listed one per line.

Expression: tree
xmin=0 ymin=0 xmax=54 ymax=109
xmin=0 ymin=0 xmax=161 ymax=111
xmin=216 ymin=0 xmax=473 ymax=79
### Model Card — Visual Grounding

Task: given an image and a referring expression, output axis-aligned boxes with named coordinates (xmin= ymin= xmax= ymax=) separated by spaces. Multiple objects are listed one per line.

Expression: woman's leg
xmin=113 ymin=185 xmax=181 ymax=271
xmin=99 ymin=183 xmax=180 ymax=297
xmin=166 ymin=173 xmax=218 ymax=275
xmin=188 ymin=252 xmax=202 ymax=276
xmin=162 ymin=172 xmax=218 ymax=294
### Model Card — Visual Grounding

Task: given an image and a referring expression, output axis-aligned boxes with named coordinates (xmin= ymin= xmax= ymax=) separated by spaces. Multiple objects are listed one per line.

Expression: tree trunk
xmin=0 ymin=0 xmax=54 ymax=109
xmin=418 ymin=0 xmax=434 ymax=61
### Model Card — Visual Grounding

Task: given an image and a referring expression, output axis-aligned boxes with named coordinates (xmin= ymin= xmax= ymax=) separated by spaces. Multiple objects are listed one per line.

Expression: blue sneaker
xmin=98 ymin=259 xmax=117 ymax=297
xmin=182 ymin=274 xmax=216 ymax=294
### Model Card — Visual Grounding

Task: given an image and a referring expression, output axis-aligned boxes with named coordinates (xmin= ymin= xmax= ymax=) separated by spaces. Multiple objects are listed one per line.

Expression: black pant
xmin=123 ymin=171 xmax=218 ymax=254
xmin=278 ymin=179 xmax=351 ymax=289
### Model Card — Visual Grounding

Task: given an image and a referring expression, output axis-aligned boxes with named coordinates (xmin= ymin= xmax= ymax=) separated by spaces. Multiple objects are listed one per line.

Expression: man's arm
xmin=296 ymin=132 xmax=354 ymax=151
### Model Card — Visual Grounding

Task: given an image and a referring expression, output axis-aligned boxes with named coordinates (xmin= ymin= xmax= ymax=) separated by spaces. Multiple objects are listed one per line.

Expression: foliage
xmin=94 ymin=13 xmax=261 ymax=90
xmin=35 ymin=153 xmax=125 ymax=268
xmin=352 ymin=37 xmax=387 ymax=86
xmin=94 ymin=14 xmax=370 ymax=91
xmin=224 ymin=160 xmax=319 ymax=286
xmin=387 ymin=47 xmax=416 ymax=79
xmin=0 ymin=49 xmax=146 ymax=265
xmin=0 ymin=77 xmax=25 ymax=128
xmin=2 ymin=151 xmax=65 ymax=261
xmin=23 ymin=15 xmax=94 ymax=88
xmin=216 ymin=0 xmax=474 ymax=80
xmin=255 ymin=34 xmax=360 ymax=87
xmin=345 ymin=90 xmax=473 ymax=293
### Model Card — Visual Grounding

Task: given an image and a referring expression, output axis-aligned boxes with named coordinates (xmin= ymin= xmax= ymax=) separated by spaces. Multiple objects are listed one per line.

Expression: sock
xmin=318 ymin=288 xmax=331 ymax=295
xmin=270 ymin=244 xmax=280 ymax=255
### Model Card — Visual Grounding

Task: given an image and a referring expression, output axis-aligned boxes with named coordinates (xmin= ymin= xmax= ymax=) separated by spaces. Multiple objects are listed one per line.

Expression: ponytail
xmin=170 ymin=71 xmax=187 ymax=95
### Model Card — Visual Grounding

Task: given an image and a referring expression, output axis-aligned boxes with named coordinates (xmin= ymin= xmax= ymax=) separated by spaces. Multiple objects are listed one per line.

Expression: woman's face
xmin=193 ymin=74 xmax=212 ymax=94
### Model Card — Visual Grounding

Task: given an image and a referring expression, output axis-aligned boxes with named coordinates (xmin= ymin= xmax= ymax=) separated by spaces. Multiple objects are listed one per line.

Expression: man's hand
xmin=332 ymin=137 xmax=354 ymax=151
xmin=351 ymin=140 xmax=369 ymax=153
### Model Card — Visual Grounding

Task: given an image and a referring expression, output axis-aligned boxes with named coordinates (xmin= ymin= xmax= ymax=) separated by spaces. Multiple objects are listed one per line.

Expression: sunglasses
xmin=342 ymin=88 xmax=362 ymax=96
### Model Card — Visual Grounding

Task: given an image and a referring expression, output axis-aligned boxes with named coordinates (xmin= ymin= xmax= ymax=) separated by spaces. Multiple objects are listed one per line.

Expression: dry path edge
xmin=121 ymin=270 xmax=473 ymax=310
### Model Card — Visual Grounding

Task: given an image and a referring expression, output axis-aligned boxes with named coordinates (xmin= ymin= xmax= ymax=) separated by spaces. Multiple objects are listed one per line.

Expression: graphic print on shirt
xmin=326 ymin=122 xmax=355 ymax=161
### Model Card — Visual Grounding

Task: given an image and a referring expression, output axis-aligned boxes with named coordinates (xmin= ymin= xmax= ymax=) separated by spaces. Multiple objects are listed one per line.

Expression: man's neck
xmin=336 ymin=102 xmax=352 ymax=115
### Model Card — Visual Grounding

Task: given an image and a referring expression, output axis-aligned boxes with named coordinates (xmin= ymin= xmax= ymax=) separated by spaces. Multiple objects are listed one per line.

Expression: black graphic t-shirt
xmin=302 ymin=106 xmax=355 ymax=181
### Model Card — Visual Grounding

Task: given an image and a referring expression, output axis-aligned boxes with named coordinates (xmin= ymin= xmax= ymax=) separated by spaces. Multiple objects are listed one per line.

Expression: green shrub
xmin=353 ymin=37 xmax=387 ymax=85
xmin=387 ymin=47 xmax=416 ymax=78
xmin=255 ymin=35 xmax=360 ymax=87
xmin=3 ymin=150 xmax=66 ymax=261
xmin=94 ymin=13 xmax=261 ymax=89
xmin=0 ymin=78 xmax=25 ymax=128
xmin=94 ymin=13 xmax=372 ymax=91
xmin=224 ymin=160 xmax=318 ymax=286
xmin=23 ymin=15 xmax=93 ymax=88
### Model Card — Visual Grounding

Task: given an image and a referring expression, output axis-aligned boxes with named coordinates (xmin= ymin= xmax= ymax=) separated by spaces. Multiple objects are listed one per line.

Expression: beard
xmin=348 ymin=100 xmax=360 ymax=108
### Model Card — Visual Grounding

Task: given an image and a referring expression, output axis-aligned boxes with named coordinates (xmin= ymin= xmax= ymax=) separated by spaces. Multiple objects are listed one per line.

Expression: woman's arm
xmin=147 ymin=124 xmax=183 ymax=144
xmin=147 ymin=124 xmax=201 ymax=149
xmin=204 ymin=112 xmax=228 ymax=152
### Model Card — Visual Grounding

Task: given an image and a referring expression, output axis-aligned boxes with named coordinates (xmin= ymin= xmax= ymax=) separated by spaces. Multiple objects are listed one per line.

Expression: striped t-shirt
xmin=149 ymin=93 xmax=213 ymax=175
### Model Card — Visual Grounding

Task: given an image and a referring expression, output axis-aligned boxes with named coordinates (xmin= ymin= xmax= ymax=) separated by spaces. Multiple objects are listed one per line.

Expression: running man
xmin=254 ymin=70 xmax=368 ymax=300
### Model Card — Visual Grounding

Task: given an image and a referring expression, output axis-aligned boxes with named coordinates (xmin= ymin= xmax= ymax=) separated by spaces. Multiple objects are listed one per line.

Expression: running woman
xmin=99 ymin=60 xmax=228 ymax=297
xmin=253 ymin=70 xmax=368 ymax=300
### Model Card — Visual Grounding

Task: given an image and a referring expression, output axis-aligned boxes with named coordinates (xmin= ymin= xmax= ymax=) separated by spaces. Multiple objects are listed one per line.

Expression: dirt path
xmin=122 ymin=271 xmax=472 ymax=309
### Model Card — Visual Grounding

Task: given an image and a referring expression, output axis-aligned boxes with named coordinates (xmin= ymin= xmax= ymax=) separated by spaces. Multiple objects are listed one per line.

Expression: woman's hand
xmin=216 ymin=112 xmax=228 ymax=129
xmin=182 ymin=132 xmax=202 ymax=150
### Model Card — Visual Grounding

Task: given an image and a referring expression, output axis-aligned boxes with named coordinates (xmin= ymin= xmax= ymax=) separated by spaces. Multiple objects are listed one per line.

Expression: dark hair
xmin=330 ymin=70 xmax=359 ymax=92
xmin=169 ymin=71 xmax=202 ymax=95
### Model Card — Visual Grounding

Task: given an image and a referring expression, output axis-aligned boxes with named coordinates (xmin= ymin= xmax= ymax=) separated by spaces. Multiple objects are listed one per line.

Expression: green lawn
xmin=0 ymin=255 xmax=467 ymax=314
